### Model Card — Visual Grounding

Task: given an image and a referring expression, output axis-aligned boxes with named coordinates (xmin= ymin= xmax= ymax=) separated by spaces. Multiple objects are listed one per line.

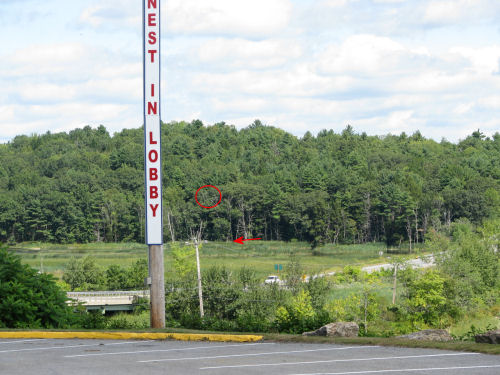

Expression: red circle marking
xmin=195 ymin=185 xmax=222 ymax=209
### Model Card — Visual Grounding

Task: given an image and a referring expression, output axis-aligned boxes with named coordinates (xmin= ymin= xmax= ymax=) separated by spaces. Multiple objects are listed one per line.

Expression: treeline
xmin=0 ymin=121 xmax=499 ymax=245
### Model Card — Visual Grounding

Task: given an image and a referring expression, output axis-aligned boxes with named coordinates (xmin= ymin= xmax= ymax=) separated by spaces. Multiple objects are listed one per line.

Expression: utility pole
xmin=149 ymin=245 xmax=165 ymax=327
xmin=192 ymin=221 xmax=204 ymax=318
xmin=392 ymin=264 xmax=398 ymax=305
xmin=194 ymin=238 xmax=204 ymax=318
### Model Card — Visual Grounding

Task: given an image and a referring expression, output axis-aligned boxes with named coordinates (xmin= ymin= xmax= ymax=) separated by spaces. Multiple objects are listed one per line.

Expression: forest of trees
xmin=0 ymin=121 xmax=499 ymax=246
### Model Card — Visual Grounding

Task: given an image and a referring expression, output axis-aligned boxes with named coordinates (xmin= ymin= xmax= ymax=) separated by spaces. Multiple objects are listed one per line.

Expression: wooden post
xmin=194 ymin=238 xmax=204 ymax=318
xmin=149 ymin=244 xmax=165 ymax=328
xmin=392 ymin=264 xmax=398 ymax=305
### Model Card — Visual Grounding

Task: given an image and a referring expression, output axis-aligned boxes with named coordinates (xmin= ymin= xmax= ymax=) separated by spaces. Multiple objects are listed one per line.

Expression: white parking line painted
xmin=0 ymin=339 xmax=47 ymax=344
xmin=64 ymin=342 xmax=274 ymax=358
xmin=289 ymin=364 xmax=500 ymax=375
xmin=200 ymin=352 xmax=479 ymax=370
xmin=138 ymin=346 xmax=380 ymax=363
xmin=0 ymin=340 xmax=154 ymax=354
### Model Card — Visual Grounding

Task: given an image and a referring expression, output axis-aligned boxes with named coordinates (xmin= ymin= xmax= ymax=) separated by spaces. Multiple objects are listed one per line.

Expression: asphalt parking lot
xmin=0 ymin=338 xmax=499 ymax=375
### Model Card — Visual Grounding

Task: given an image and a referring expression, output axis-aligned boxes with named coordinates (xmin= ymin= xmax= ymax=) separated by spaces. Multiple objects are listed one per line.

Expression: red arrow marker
xmin=233 ymin=236 xmax=262 ymax=245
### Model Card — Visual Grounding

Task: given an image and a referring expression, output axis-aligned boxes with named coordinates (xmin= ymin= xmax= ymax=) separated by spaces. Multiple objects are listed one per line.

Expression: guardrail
xmin=67 ymin=290 xmax=150 ymax=298
xmin=67 ymin=290 xmax=150 ymax=311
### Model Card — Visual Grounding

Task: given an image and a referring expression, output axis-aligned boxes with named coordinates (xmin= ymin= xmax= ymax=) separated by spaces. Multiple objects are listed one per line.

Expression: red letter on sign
xmin=148 ymin=13 xmax=156 ymax=27
xmin=148 ymin=101 xmax=157 ymax=115
xmin=148 ymin=31 xmax=157 ymax=45
xmin=150 ymin=204 xmax=159 ymax=217
xmin=149 ymin=131 xmax=157 ymax=144
xmin=148 ymin=0 xmax=157 ymax=9
xmin=150 ymin=186 xmax=159 ymax=199
xmin=149 ymin=168 xmax=158 ymax=180
xmin=148 ymin=49 xmax=157 ymax=63
xmin=149 ymin=149 xmax=158 ymax=163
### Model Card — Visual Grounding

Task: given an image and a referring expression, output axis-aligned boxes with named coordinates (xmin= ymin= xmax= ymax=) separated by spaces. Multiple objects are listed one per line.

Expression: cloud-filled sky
xmin=1 ymin=0 xmax=500 ymax=143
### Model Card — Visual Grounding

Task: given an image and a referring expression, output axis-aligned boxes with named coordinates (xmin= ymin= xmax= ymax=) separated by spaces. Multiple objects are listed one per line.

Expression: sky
xmin=1 ymin=0 xmax=500 ymax=143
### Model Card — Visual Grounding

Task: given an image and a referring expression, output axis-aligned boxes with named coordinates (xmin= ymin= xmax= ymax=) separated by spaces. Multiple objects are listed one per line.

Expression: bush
xmin=0 ymin=246 xmax=73 ymax=328
xmin=275 ymin=290 xmax=316 ymax=333
xmin=404 ymin=270 xmax=448 ymax=327
xmin=76 ymin=309 xmax=107 ymax=329
xmin=106 ymin=312 xmax=149 ymax=329
xmin=62 ymin=256 xmax=106 ymax=291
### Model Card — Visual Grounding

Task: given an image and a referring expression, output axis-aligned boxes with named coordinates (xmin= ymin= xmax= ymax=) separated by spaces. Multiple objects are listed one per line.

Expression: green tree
xmin=275 ymin=289 xmax=316 ymax=333
xmin=62 ymin=256 xmax=106 ymax=291
xmin=404 ymin=270 xmax=447 ymax=327
xmin=0 ymin=246 xmax=72 ymax=328
xmin=171 ymin=243 xmax=196 ymax=278
xmin=126 ymin=259 xmax=148 ymax=289
xmin=106 ymin=264 xmax=128 ymax=290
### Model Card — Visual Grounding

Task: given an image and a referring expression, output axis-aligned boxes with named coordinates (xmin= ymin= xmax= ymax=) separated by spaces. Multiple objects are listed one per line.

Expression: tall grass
xmin=12 ymin=241 xmax=430 ymax=279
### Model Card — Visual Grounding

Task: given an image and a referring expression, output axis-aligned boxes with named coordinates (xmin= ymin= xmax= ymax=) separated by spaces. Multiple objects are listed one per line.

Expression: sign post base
xmin=149 ymin=244 xmax=165 ymax=328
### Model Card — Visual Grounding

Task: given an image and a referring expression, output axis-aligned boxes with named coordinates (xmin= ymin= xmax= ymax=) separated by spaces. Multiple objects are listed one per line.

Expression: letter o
xmin=148 ymin=150 xmax=158 ymax=163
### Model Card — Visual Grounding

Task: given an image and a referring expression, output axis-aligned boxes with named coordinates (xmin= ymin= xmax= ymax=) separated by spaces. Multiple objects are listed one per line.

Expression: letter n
xmin=148 ymin=102 xmax=157 ymax=115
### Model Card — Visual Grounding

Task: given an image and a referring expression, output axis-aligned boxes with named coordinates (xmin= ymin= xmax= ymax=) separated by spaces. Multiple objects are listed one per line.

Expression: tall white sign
xmin=143 ymin=0 xmax=162 ymax=245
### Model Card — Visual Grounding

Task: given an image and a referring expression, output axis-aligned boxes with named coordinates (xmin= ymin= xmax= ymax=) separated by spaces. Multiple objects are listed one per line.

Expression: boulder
xmin=475 ymin=329 xmax=500 ymax=344
xmin=302 ymin=322 xmax=359 ymax=337
xmin=397 ymin=329 xmax=452 ymax=342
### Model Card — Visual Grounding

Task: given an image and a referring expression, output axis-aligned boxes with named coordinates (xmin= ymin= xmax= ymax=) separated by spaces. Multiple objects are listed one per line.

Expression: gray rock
xmin=475 ymin=329 xmax=500 ymax=344
xmin=397 ymin=329 xmax=452 ymax=342
xmin=302 ymin=322 xmax=359 ymax=337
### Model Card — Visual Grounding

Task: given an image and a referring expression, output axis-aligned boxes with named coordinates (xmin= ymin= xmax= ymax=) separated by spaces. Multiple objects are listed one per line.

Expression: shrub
xmin=404 ymin=270 xmax=448 ymax=327
xmin=0 ymin=246 xmax=73 ymax=328
xmin=275 ymin=290 xmax=316 ymax=333
xmin=106 ymin=312 xmax=149 ymax=329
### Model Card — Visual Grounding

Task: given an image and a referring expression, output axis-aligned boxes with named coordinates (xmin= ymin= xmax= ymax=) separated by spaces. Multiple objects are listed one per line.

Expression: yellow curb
xmin=0 ymin=331 xmax=262 ymax=342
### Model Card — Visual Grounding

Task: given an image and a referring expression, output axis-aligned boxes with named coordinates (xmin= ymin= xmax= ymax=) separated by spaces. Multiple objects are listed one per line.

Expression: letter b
xmin=149 ymin=168 xmax=158 ymax=180
xmin=150 ymin=186 xmax=159 ymax=199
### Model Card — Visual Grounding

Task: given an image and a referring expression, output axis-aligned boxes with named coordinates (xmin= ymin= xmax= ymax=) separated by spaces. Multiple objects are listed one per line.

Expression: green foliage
xmin=326 ymin=294 xmax=362 ymax=322
xmin=1 ymin=124 xmax=498 ymax=247
xmin=436 ymin=220 xmax=499 ymax=310
xmin=275 ymin=290 xmax=316 ymax=333
xmin=171 ymin=242 xmax=196 ymax=278
xmin=75 ymin=309 xmax=107 ymax=329
xmin=452 ymin=323 xmax=497 ymax=341
xmin=106 ymin=311 xmax=150 ymax=329
xmin=0 ymin=246 xmax=72 ymax=328
xmin=403 ymin=270 xmax=448 ymax=326
xmin=106 ymin=264 xmax=128 ymax=290
xmin=342 ymin=265 xmax=362 ymax=282
xmin=125 ymin=258 xmax=148 ymax=289
xmin=284 ymin=252 xmax=305 ymax=293
xmin=62 ymin=255 xmax=106 ymax=291
xmin=203 ymin=266 xmax=242 ymax=320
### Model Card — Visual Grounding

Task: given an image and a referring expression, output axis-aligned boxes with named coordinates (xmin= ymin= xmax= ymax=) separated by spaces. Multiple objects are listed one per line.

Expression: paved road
xmin=361 ymin=254 xmax=436 ymax=274
xmin=0 ymin=338 xmax=499 ymax=375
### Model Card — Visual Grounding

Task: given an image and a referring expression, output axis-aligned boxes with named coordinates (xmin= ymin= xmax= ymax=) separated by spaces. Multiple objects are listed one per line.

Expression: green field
xmin=10 ymin=241 xmax=427 ymax=280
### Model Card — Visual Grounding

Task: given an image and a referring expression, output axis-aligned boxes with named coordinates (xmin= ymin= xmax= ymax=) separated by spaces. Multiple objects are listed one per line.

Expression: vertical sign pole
xmin=144 ymin=0 xmax=165 ymax=328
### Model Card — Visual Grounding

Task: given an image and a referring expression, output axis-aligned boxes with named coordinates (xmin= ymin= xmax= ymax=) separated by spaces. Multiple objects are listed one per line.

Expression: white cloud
xmin=8 ymin=43 xmax=88 ymax=76
xmin=322 ymin=0 xmax=349 ymax=7
xmin=198 ymin=38 xmax=302 ymax=69
xmin=0 ymin=102 xmax=139 ymax=140
xmin=192 ymin=66 xmax=355 ymax=97
xmin=423 ymin=0 xmax=499 ymax=25
xmin=2 ymin=0 xmax=500 ymax=144
xmin=78 ymin=0 xmax=141 ymax=29
xmin=166 ymin=0 xmax=292 ymax=37
xmin=478 ymin=96 xmax=500 ymax=109
xmin=317 ymin=34 xmax=407 ymax=75
xmin=450 ymin=46 xmax=500 ymax=75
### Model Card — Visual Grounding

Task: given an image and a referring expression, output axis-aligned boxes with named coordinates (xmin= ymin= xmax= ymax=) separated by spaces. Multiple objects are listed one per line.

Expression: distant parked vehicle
xmin=264 ymin=275 xmax=282 ymax=284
